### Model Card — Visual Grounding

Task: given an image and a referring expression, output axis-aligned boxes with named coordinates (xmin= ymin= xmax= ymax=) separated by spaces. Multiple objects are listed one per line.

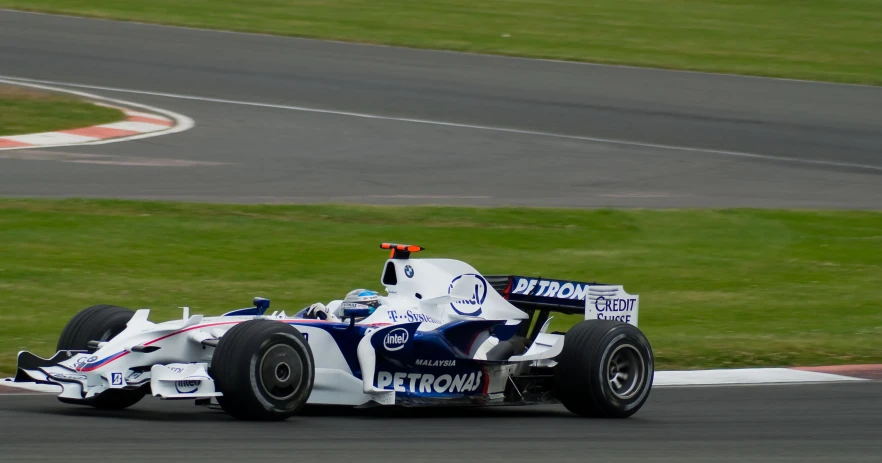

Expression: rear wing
xmin=486 ymin=276 xmax=639 ymax=332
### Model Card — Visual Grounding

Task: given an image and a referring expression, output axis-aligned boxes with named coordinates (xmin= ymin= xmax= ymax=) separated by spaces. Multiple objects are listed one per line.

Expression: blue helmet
xmin=341 ymin=289 xmax=381 ymax=314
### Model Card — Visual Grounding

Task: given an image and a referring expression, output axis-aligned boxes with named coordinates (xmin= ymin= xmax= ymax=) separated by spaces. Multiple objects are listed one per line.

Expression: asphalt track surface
xmin=0 ymin=381 xmax=879 ymax=462
xmin=1 ymin=10 xmax=881 ymax=207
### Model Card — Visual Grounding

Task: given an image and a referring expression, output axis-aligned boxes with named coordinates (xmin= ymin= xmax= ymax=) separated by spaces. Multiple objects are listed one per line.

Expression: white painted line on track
xmin=4 ymin=132 xmax=95 ymax=145
xmin=2 ymin=75 xmax=879 ymax=173
xmin=0 ymin=77 xmax=194 ymax=151
xmin=100 ymin=121 xmax=170 ymax=133
xmin=655 ymin=368 xmax=866 ymax=387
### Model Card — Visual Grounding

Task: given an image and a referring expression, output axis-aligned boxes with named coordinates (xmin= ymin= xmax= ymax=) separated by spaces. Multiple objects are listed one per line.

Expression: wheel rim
xmin=258 ymin=344 xmax=303 ymax=401
xmin=606 ymin=344 xmax=645 ymax=400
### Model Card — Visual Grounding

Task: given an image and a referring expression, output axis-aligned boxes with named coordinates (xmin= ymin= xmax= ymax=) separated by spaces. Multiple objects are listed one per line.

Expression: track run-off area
xmin=0 ymin=10 xmax=881 ymax=207
xmin=0 ymin=9 xmax=881 ymax=463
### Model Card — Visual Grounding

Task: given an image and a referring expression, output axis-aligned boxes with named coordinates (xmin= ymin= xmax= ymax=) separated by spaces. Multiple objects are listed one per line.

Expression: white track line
xmin=2 ymin=75 xmax=880 ymax=172
xmin=4 ymin=132 xmax=95 ymax=145
xmin=0 ymin=78 xmax=194 ymax=151
xmin=655 ymin=368 xmax=865 ymax=387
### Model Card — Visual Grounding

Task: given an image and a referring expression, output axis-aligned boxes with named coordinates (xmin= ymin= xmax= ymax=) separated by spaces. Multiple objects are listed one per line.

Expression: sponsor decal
xmin=340 ymin=302 xmax=371 ymax=310
xmin=49 ymin=372 xmax=87 ymax=381
xmin=383 ymin=328 xmax=409 ymax=351
xmin=512 ymin=278 xmax=639 ymax=325
xmin=511 ymin=278 xmax=591 ymax=301
xmin=110 ymin=372 xmax=123 ymax=386
xmin=595 ymin=296 xmax=637 ymax=312
xmin=376 ymin=371 xmax=483 ymax=394
xmin=415 ymin=359 xmax=456 ymax=367
xmin=387 ymin=309 xmax=440 ymax=324
xmin=596 ymin=313 xmax=633 ymax=322
xmin=448 ymin=274 xmax=488 ymax=316
xmin=404 ymin=265 xmax=414 ymax=278
xmin=175 ymin=380 xmax=200 ymax=394
xmin=126 ymin=371 xmax=143 ymax=381
xmin=593 ymin=296 xmax=638 ymax=323
xmin=73 ymin=355 xmax=98 ymax=369
xmin=166 ymin=366 xmax=184 ymax=373
xmin=74 ymin=355 xmax=103 ymax=372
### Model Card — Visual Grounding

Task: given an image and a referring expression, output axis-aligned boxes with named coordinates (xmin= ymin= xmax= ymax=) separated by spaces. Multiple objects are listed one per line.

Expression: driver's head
xmin=341 ymin=289 xmax=381 ymax=314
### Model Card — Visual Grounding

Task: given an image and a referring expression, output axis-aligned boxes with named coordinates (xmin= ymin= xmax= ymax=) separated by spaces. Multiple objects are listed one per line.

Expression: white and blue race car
xmin=9 ymin=243 xmax=652 ymax=420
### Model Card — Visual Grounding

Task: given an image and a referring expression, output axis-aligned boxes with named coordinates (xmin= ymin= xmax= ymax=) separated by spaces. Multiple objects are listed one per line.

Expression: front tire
xmin=56 ymin=304 xmax=146 ymax=410
xmin=57 ymin=304 xmax=134 ymax=352
xmin=210 ymin=320 xmax=315 ymax=421
xmin=554 ymin=320 xmax=654 ymax=418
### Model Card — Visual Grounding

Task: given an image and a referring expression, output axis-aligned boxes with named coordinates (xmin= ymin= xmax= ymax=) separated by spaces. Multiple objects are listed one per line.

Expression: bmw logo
xmin=404 ymin=265 xmax=414 ymax=278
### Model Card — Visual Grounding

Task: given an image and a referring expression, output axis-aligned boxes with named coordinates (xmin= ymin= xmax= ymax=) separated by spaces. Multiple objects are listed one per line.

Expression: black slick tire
xmin=56 ymin=304 xmax=146 ymax=410
xmin=210 ymin=319 xmax=315 ymax=421
xmin=554 ymin=320 xmax=654 ymax=418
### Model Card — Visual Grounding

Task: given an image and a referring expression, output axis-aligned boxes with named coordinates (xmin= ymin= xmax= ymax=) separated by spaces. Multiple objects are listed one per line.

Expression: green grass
xmin=0 ymin=85 xmax=124 ymax=136
xmin=2 ymin=1 xmax=881 ymax=85
xmin=0 ymin=199 xmax=880 ymax=375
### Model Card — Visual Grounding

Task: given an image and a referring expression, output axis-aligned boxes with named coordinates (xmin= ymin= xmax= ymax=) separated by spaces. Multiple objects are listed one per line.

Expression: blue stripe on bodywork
xmin=286 ymin=321 xmax=368 ymax=378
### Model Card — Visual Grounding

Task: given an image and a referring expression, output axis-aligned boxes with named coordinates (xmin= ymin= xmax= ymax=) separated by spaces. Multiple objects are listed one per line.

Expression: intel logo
xmin=383 ymin=328 xmax=409 ymax=351
xmin=175 ymin=380 xmax=200 ymax=393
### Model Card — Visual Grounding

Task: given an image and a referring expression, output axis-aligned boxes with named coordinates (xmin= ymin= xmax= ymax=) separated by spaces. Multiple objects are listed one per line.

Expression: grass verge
xmin=2 ymin=1 xmax=881 ymax=85
xmin=0 ymin=85 xmax=123 ymax=136
xmin=0 ymin=199 xmax=880 ymax=374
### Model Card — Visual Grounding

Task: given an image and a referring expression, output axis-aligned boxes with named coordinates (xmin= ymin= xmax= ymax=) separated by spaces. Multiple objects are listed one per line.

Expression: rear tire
xmin=554 ymin=320 xmax=653 ymax=418
xmin=210 ymin=320 xmax=315 ymax=421
xmin=56 ymin=304 xmax=146 ymax=410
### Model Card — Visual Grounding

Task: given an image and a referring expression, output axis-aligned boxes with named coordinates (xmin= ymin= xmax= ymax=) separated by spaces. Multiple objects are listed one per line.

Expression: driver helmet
xmin=341 ymin=289 xmax=381 ymax=314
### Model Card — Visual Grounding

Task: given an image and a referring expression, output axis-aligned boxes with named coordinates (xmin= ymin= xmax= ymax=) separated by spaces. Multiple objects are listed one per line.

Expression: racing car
xmin=9 ymin=243 xmax=653 ymax=420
